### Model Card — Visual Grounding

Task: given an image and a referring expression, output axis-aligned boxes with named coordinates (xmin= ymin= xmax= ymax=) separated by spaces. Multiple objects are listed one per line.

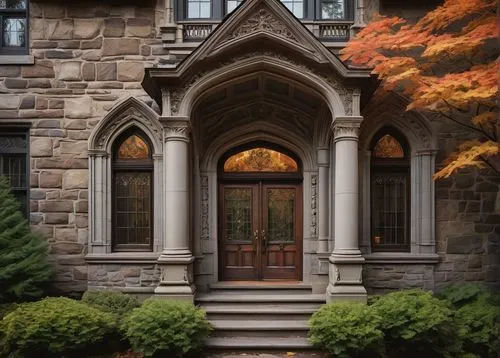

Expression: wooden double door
xmin=219 ymin=182 xmax=303 ymax=281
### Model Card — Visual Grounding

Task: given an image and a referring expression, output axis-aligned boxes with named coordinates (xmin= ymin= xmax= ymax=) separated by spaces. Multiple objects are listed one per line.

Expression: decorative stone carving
xmin=332 ymin=117 xmax=363 ymax=141
xmin=163 ymin=120 xmax=191 ymax=140
xmin=222 ymin=8 xmax=297 ymax=44
xmin=310 ymin=174 xmax=317 ymax=238
xmin=201 ymin=175 xmax=209 ymax=241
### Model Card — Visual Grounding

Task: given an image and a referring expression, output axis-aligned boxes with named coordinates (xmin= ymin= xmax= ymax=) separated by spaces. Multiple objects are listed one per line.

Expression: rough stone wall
xmin=88 ymin=264 xmax=160 ymax=289
xmin=364 ymin=265 xmax=435 ymax=295
xmin=434 ymin=122 xmax=500 ymax=289
xmin=0 ymin=0 xmax=162 ymax=294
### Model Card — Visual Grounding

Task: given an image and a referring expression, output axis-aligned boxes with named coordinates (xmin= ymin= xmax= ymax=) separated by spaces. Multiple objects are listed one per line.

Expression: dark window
xmin=370 ymin=128 xmax=410 ymax=252
xmin=181 ymin=0 xmax=353 ymax=21
xmin=0 ymin=0 xmax=28 ymax=55
xmin=112 ymin=129 xmax=153 ymax=252
xmin=0 ymin=124 xmax=30 ymax=217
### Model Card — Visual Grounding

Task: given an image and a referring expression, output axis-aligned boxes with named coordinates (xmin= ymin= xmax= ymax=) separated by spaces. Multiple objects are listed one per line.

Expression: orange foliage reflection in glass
xmin=118 ymin=135 xmax=150 ymax=159
xmin=224 ymin=148 xmax=298 ymax=172
xmin=373 ymin=135 xmax=404 ymax=158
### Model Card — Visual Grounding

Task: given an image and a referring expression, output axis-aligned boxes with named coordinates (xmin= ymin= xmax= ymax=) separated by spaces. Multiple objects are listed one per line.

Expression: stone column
xmin=155 ymin=116 xmax=195 ymax=300
xmin=317 ymin=147 xmax=330 ymax=253
xmin=327 ymin=116 xmax=367 ymax=303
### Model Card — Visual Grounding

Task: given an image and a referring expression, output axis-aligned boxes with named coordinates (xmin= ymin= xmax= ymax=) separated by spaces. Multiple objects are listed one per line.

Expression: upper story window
xmin=0 ymin=124 xmax=30 ymax=217
xmin=179 ymin=0 xmax=353 ymax=21
xmin=370 ymin=129 xmax=410 ymax=252
xmin=0 ymin=0 xmax=28 ymax=55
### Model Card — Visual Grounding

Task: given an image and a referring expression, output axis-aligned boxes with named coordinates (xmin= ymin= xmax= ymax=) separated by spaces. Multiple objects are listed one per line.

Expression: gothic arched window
xmin=112 ymin=129 xmax=153 ymax=251
xmin=370 ymin=128 xmax=410 ymax=252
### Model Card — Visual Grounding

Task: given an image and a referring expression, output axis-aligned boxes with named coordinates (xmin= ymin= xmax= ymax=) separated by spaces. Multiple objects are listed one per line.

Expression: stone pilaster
xmin=327 ymin=116 xmax=367 ymax=303
xmin=155 ymin=116 xmax=195 ymax=300
xmin=317 ymin=147 xmax=330 ymax=253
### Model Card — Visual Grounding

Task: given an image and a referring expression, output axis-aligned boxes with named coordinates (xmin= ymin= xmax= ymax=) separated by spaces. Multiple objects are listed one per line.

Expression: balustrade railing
xmin=183 ymin=24 xmax=215 ymax=42
xmin=318 ymin=23 xmax=350 ymax=41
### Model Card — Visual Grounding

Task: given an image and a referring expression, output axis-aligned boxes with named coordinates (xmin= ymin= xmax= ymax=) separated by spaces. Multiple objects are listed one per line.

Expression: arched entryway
xmin=218 ymin=143 xmax=303 ymax=281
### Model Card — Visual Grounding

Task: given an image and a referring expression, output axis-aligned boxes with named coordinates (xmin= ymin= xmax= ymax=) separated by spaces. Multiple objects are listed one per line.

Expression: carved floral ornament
xmin=162 ymin=119 xmax=191 ymax=140
xmin=332 ymin=117 xmax=363 ymax=141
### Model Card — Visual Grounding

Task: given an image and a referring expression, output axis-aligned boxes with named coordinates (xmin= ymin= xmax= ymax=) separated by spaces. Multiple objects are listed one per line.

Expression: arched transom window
xmin=223 ymin=147 xmax=299 ymax=173
xmin=370 ymin=129 xmax=410 ymax=252
xmin=112 ymin=129 xmax=153 ymax=251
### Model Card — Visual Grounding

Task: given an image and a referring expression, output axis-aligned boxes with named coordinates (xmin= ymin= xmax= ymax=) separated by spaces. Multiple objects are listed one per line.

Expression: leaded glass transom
xmin=117 ymin=135 xmax=150 ymax=159
xmin=224 ymin=148 xmax=298 ymax=172
xmin=373 ymin=134 xmax=405 ymax=158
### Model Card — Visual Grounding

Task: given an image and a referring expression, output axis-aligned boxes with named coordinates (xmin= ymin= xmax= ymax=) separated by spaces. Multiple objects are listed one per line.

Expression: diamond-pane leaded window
xmin=0 ymin=126 xmax=29 ymax=217
xmin=112 ymin=129 xmax=153 ymax=251
xmin=0 ymin=0 xmax=27 ymax=54
xmin=370 ymin=129 xmax=410 ymax=252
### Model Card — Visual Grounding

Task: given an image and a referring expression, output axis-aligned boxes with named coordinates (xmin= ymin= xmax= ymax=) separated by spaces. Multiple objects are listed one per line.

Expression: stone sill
xmin=85 ymin=252 xmax=160 ymax=264
xmin=0 ymin=55 xmax=34 ymax=65
xmin=364 ymin=253 xmax=440 ymax=264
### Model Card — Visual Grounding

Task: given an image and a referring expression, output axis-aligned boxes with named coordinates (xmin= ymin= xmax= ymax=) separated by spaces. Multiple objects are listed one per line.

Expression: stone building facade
xmin=0 ymin=0 xmax=497 ymax=299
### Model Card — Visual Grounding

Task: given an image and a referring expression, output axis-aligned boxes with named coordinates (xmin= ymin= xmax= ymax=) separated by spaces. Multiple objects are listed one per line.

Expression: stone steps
xmin=196 ymin=283 xmax=325 ymax=350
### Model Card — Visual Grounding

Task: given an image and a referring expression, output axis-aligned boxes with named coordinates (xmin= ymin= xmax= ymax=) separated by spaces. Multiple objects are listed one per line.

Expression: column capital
xmin=331 ymin=116 xmax=363 ymax=142
xmin=160 ymin=116 xmax=191 ymax=141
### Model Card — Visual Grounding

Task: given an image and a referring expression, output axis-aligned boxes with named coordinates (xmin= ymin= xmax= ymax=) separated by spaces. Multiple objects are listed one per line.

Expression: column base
xmin=154 ymin=254 xmax=195 ymax=302
xmin=326 ymin=252 xmax=367 ymax=303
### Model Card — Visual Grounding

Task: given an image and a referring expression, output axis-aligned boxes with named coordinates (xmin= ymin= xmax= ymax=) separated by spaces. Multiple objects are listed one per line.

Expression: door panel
xmin=262 ymin=185 xmax=302 ymax=280
xmin=219 ymin=183 xmax=302 ymax=281
xmin=219 ymin=185 xmax=259 ymax=280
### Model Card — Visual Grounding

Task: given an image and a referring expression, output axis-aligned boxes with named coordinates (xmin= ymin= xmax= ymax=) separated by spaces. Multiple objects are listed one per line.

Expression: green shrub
xmin=371 ymin=289 xmax=461 ymax=357
xmin=0 ymin=176 xmax=52 ymax=303
xmin=308 ymin=302 xmax=383 ymax=358
xmin=123 ymin=299 xmax=212 ymax=357
xmin=82 ymin=290 xmax=140 ymax=317
xmin=455 ymin=294 xmax=500 ymax=358
xmin=0 ymin=297 xmax=116 ymax=357
xmin=437 ymin=283 xmax=488 ymax=306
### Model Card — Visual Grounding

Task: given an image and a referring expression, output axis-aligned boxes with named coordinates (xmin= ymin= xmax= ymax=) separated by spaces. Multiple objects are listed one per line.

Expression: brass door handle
xmin=253 ymin=230 xmax=259 ymax=251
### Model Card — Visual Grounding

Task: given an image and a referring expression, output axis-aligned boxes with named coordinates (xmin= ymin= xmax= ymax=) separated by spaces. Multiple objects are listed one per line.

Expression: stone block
xmin=65 ymin=97 xmax=92 ymax=119
xmin=37 ymin=119 xmax=61 ymax=128
xmin=51 ymin=242 xmax=83 ymax=255
xmin=30 ymin=18 xmax=46 ymax=40
xmin=74 ymin=19 xmax=102 ymax=39
xmin=81 ymin=37 xmax=103 ymax=50
xmin=96 ymin=62 xmax=117 ymax=81
xmin=73 ymin=266 xmax=88 ymax=280
xmin=60 ymin=141 xmax=88 ymax=155
xmin=126 ymin=18 xmax=153 ymax=37
xmin=63 ymin=170 xmax=88 ymax=189
xmin=55 ymin=228 xmax=78 ymax=242
xmin=47 ymin=19 xmax=74 ymax=40
xmin=46 ymin=190 xmax=60 ymax=200
xmin=39 ymin=171 xmax=63 ymax=188
xmin=45 ymin=50 xmax=74 ymax=59
xmin=19 ymin=96 xmax=35 ymax=109
xmin=117 ymin=61 xmax=144 ymax=82
xmin=45 ymin=213 xmax=69 ymax=225
xmin=74 ymin=214 xmax=88 ymax=228
xmin=77 ymin=228 xmax=88 ymax=243
xmin=22 ymin=60 xmax=55 ymax=78
xmin=31 ymin=137 xmax=53 ymax=157
xmin=58 ymin=40 xmax=81 ymax=49
xmin=0 ymin=96 xmax=20 ymax=110
xmin=58 ymin=62 xmax=82 ymax=81
xmin=31 ymin=189 xmax=46 ymax=200
xmin=36 ymin=157 xmax=88 ymax=170
xmin=102 ymin=38 xmax=140 ymax=56
xmin=446 ymin=235 xmax=483 ymax=254
xmin=477 ymin=181 xmax=498 ymax=192
xmin=68 ymin=130 xmax=90 ymax=140
xmin=61 ymin=190 xmax=79 ymax=200
xmin=82 ymin=63 xmax=96 ymax=81
xmin=4 ymin=78 xmax=27 ymax=89
xmin=75 ymin=200 xmax=88 ymax=213
xmin=49 ymin=99 xmax=65 ymax=109
xmin=103 ymin=18 xmax=125 ymax=37
xmin=44 ymin=3 xmax=66 ymax=18
xmin=81 ymin=50 xmax=102 ymax=61
xmin=28 ymin=79 xmax=52 ymax=88
xmin=39 ymin=200 xmax=74 ymax=213
xmin=0 ymin=65 xmax=21 ymax=77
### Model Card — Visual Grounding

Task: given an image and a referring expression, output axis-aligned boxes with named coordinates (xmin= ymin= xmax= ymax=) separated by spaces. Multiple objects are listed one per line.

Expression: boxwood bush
xmin=308 ymin=302 xmax=383 ymax=358
xmin=371 ymin=289 xmax=461 ymax=357
xmin=0 ymin=297 xmax=115 ymax=357
xmin=123 ymin=299 xmax=212 ymax=357
xmin=82 ymin=290 xmax=140 ymax=318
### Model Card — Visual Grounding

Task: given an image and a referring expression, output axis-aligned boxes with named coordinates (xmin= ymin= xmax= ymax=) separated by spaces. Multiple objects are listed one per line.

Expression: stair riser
xmin=209 ymin=289 xmax=313 ymax=295
xmin=207 ymin=313 xmax=313 ymax=320
xmin=197 ymin=302 xmax=324 ymax=310
xmin=211 ymin=330 xmax=309 ymax=338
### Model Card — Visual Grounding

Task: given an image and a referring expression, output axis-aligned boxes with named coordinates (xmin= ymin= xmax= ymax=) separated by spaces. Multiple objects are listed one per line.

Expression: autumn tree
xmin=341 ymin=0 xmax=498 ymax=179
